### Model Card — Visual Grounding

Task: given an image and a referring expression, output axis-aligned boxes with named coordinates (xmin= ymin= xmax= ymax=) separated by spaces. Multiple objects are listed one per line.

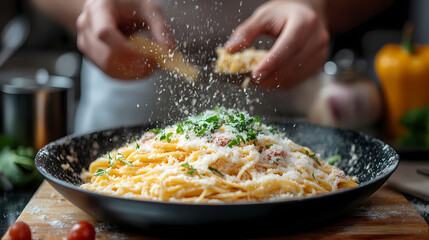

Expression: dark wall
xmin=0 ymin=0 xmax=76 ymax=51
xmin=331 ymin=0 xmax=410 ymax=57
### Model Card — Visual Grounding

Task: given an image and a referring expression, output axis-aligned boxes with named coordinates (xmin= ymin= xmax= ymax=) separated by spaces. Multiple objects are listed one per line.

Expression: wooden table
xmin=2 ymin=181 xmax=428 ymax=239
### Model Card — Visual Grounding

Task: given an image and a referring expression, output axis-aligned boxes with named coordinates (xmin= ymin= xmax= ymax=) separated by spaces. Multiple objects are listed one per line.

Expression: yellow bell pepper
xmin=375 ymin=23 xmax=429 ymax=140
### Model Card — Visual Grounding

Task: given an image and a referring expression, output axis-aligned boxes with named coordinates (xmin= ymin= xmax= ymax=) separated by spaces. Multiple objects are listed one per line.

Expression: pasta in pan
xmin=80 ymin=107 xmax=357 ymax=203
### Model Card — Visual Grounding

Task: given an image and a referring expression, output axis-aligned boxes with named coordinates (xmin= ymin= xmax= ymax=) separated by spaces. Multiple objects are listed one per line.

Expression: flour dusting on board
xmin=413 ymin=202 xmax=429 ymax=217
xmin=354 ymin=203 xmax=420 ymax=222
xmin=50 ymin=220 xmax=71 ymax=228
xmin=30 ymin=206 xmax=42 ymax=214
xmin=95 ymin=222 xmax=128 ymax=239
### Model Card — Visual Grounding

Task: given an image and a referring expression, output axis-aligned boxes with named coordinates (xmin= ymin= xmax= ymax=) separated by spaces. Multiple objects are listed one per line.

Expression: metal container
xmin=1 ymin=75 xmax=74 ymax=150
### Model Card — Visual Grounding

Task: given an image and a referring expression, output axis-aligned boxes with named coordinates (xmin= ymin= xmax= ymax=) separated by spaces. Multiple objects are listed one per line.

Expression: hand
xmin=224 ymin=0 xmax=329 ymax=89
xmin=76 ymin=0 xmax=175 ymax=80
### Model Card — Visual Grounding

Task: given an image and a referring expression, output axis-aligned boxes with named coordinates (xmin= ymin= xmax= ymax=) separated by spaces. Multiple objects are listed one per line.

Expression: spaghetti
xmin=80 ymin=108 xmax=357 ymax=203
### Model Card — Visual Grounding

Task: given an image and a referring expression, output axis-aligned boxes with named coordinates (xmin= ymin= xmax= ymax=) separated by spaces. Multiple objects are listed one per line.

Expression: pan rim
xmin=35 ymin=121 xmax=399 ymax=207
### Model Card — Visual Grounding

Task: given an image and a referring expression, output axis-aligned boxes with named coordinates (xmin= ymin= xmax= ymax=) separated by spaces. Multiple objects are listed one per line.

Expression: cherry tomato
xmin=9 ymin=221 xmax=31 ymax=240
xmin=67 ymin=221 xmax=96 ymax=240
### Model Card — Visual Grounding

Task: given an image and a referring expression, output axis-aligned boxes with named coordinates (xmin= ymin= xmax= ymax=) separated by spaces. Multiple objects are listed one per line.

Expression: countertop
xmin=1 ymin=159 xmax=428 ymax=237
xmin=0 ymin=183 xmax=39 ymax=236
xmin=1 ymin=181 xmax=428 ymax=239
xmin=1 ymin=181 xmax=428 ymax=238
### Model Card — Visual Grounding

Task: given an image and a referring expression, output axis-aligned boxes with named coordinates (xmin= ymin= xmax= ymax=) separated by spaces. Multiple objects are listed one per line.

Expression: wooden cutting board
xmin=2 ymin=181 xmax=428 ymax=240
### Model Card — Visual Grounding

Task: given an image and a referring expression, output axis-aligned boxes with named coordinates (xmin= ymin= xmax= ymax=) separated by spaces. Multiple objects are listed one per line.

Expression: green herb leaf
xmin=327 ymin=155 xmax=341 ymax=165
xmin=227 ymin=115 xmax=235 ymax=122
xmin=149 ymin=128 xmax=161 ymax=134
xmin=205 ymin=115 xmax=219 ymax=123
xmin=108 ymin=153 xmax=114 ymax=167
xmin=159 ymin=133 xmax=167 ymax=141
xmin=136 ymin=142 xmax=140 ymax=149
xmin=94 ymin=169 xmax=107 ymax=176
xmin=268 ymin=126 xmax=278 ymax=134
xmin=197 ymin=127 xmax=207 ymax=136
xmin=236 ymin=135 xmax=246 ymax=146
xmin=181 ymin=163 xmax=196 ymax=175
xmin=166 ymin=132 xmax=173 ymax=143
xmin=227 ymin=139 xmax=238 ymax=148
xmin=116 ymin=153 xmax=133 ymax=167
xmin=312 ymin=171 xmax=316 ymax=180
xmin=176 ymin=124 xmax=184 ymax=134
xmin=305 ymin=150 xmax=321 ymax=166
xmin=246 ymin=131 xmax=257 ymax=141
xmin=254 ymin=115 xmax=261 ymax=126
xmin=209 ymin=166 xmax=224 ymax=177
xmin=119 ymin=159 xmax=133 ymax=167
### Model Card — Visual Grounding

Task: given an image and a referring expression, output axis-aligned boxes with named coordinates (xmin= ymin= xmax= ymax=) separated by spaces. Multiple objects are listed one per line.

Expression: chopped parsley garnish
xmin=116 ymin=153 xmax=133 ymax=167
xmin=176 ymin=124 xmax=184 ymax=134
xmin=246 ymin=131 xmax=257 ymax=141
xmin=149 ymin=127 xmax=161 ymax=134
xmin=305 ymin=150 xmax=321 ymax=166
xmin=266 ymin=144 xmax=273 ymax=148
xmin=94 ymin=169 xmax=107 ymax=176
xmin=108 ymin=153 xmax=114 ymax=167
xmin=158 ymin=131 xmax=167 ymax=141
xmin=274 ymin=158 xmax=281 ymax=162
xmin=236 ymin=135 xmax=246 ymax=145
xmin=208 ymin=166 xmax=224 ymax=177
xmin=197 ymin=126 xmax=207 ymax=136
xmin=96 ymin=152 xmax=133 ymax=176
xmin=327 ymin=155 xmax=341 ymax=165
xmin=153 ymin=107 xmax=276 ymax=148
xmin=268 ymin=126 xmax=278 ymax=134
xmin=181 ymin=163 xmax=196 ymax=175
xmin=205 ymin=115 xmax=219 ymax=123
xmin=227 ymin=139 xmax=238 ymax=148
xmin=312 ymin=171 xmax=316 ymax=180
xmin=136 ymin=142 xmax=140 ymax=149
xmin=166 ymin=132 xmax=173 ymax=143
xmin=106 ymin=152 xmax=133 ymax=168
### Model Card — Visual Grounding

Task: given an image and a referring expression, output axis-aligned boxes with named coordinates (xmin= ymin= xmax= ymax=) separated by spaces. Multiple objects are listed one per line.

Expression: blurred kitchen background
xmin=0 ymin=0 xmax=428 ymax=146
xmin=0 ymin=0 xmax=428 ymax=169
xmin=0 ymin=0 xmax=81 ymax=87
xmin=0 ymin=0 xmax=80 ymax=151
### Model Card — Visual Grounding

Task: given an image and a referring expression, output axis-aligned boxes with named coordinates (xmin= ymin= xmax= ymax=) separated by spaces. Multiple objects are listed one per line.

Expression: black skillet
xmin=35 ymin=121 xmax=399 ymax=237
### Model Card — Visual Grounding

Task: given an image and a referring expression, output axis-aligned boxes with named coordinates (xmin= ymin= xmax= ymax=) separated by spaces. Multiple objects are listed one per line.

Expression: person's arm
xmin=31 ymin=0 xmax=176 ymax=80
xmin=31 ymin=0 xmax=84 ymax=35
xmin=225 ymin=0 xmax=393 ymax=90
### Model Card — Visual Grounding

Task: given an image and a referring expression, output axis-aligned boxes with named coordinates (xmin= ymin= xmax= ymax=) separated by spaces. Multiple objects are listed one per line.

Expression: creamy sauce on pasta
xmin=81 ymin=108 xmax=357 ymax=203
